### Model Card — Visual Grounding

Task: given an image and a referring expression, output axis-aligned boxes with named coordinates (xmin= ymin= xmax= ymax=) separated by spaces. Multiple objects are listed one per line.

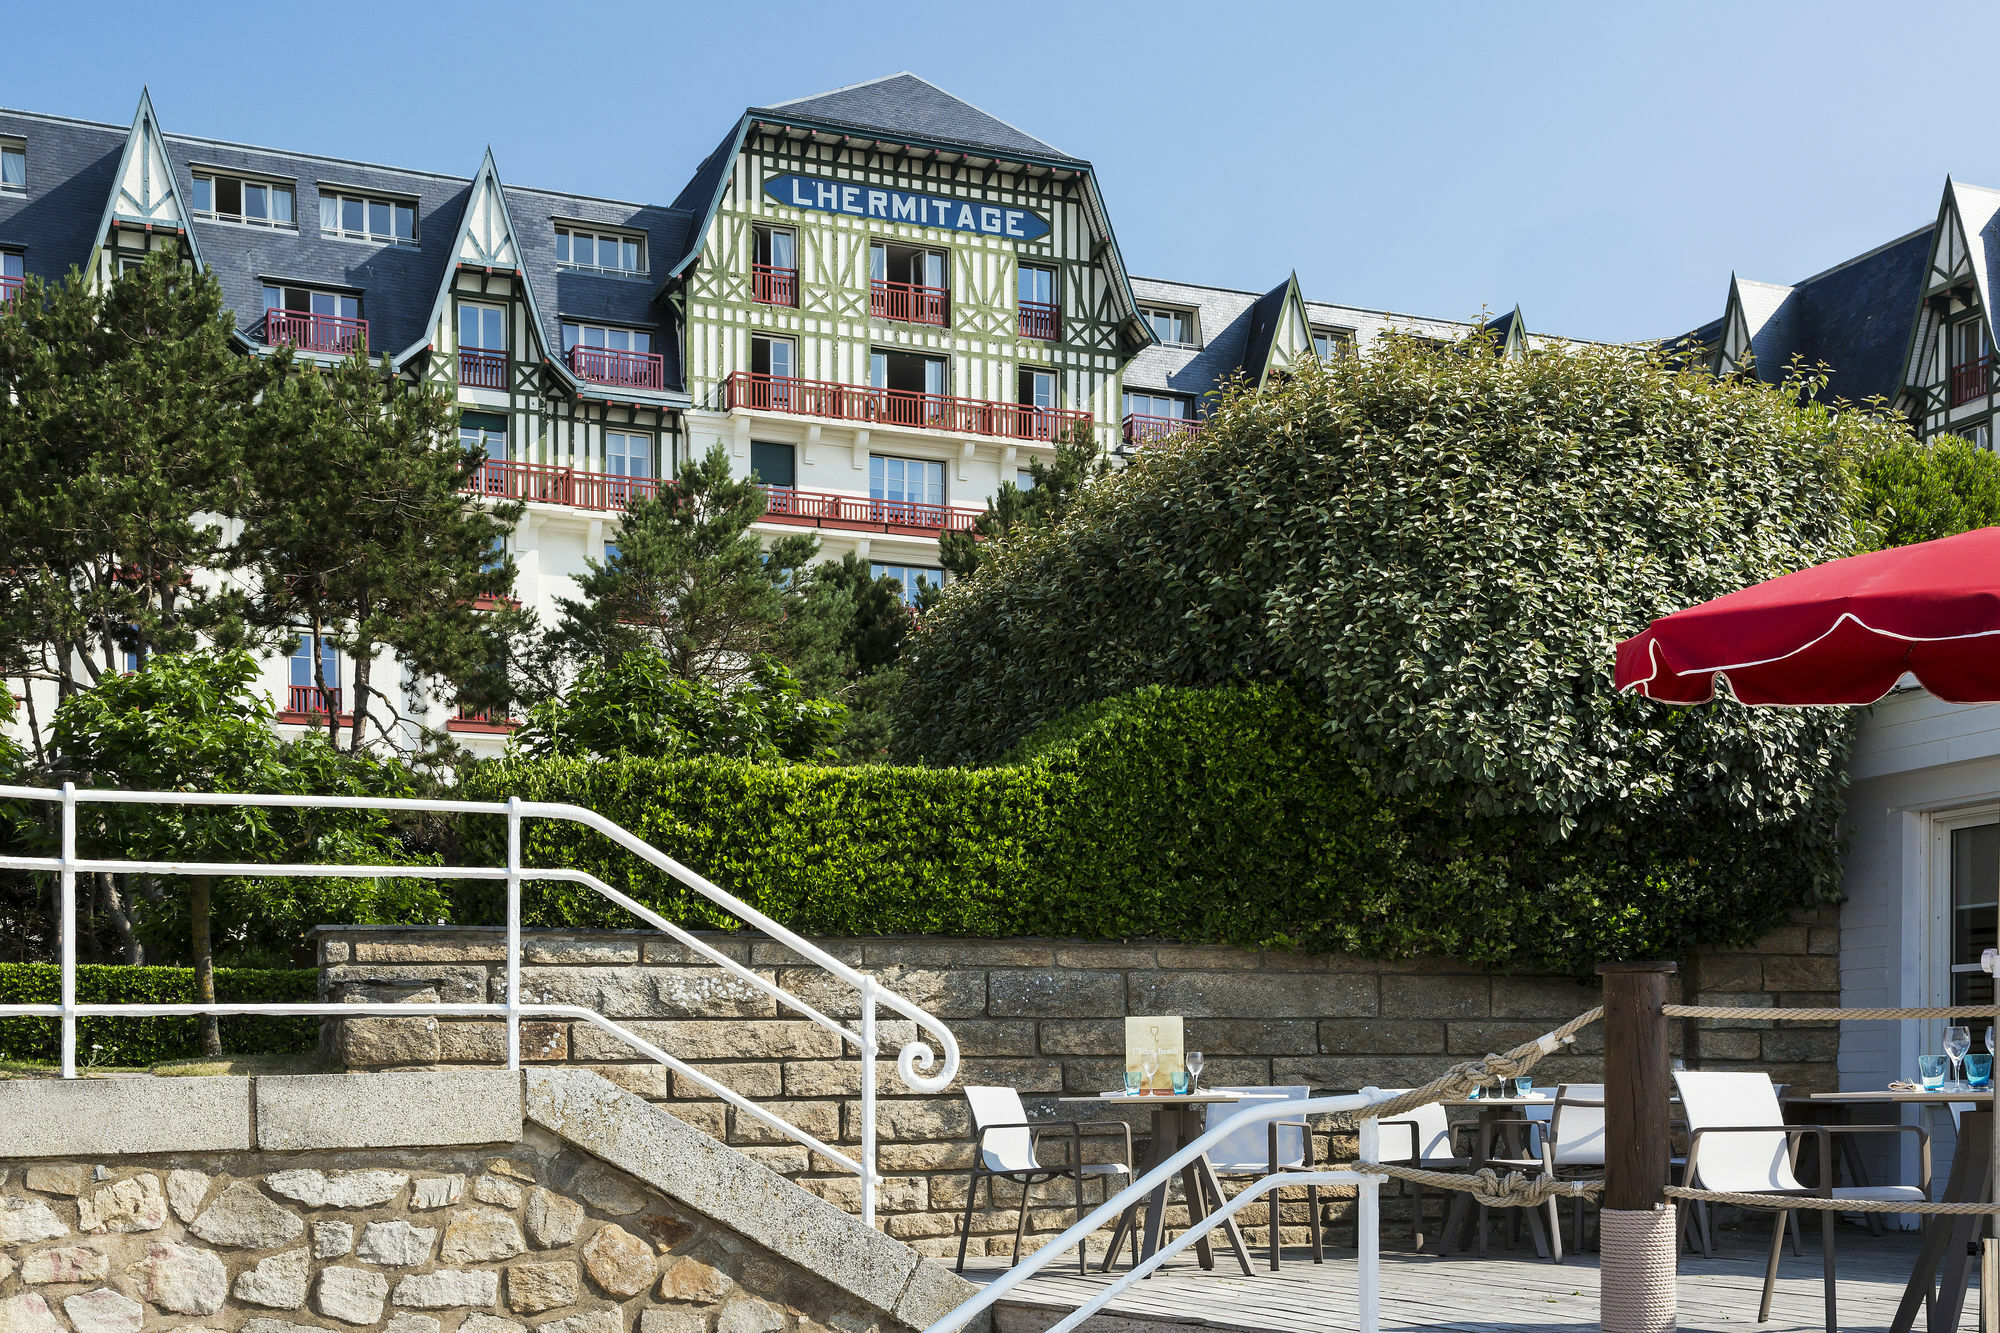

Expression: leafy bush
xmin=0 ymin=963 xmax=316 ymax=1064
xmin=513 ymin=652 xmax=844 ymax=763
xmin=458 ymin=681 xmax=1811 ymax=970
xmin=1853 ymin=433 xmax=2000 ymax=550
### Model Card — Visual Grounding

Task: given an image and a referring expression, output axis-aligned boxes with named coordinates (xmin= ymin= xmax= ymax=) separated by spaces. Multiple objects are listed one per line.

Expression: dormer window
xmin=263 ymin=284 xmax=366 ymax=356
xmin=1141 ymin=305 xmax=1198 ymax=348
xmin=192 ymin=170 xmax=296 ymax=228
xmin=556 ymin=225 xmax=645 ymax=275
xmin=1312 ymin=326 xmax=1355 ymax=359
xmin=320 ymin=188 xmax=417 ymax=245
xmin=0 ymin=140 xmax=23 ymax=194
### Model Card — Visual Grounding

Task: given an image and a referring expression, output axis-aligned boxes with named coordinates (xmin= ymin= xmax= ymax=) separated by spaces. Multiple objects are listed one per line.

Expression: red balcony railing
xmin=449 ymin=703 xmax=517 ymax=734
xmin=568 ymin=343 xmax=664 ymax=391
xmin=1121 ymin=413 xmax=1204 ymax=447
xmin=1952 ymin=356 xmax=1994 ymax=407
xmin=1018 ymin=300 xmax=1060 ymax=341
xmin=0 ymin=275 xmax=21 ymax=304
xmin=759 ymin=485 xmax=982 ymax=537
xmin=285 ymin=685 xmax=342 ymax=717
xmin=725 ymin=372 xmax=1090 ymax=442
xmin=459 ymin=348 xmax=508 ymax=389
xmin=870 ymin=280 xmax=950 ymax=327
xmin=752 ymin=264 xmax=797 ymax=306
xmin=266 ymin=310 xmax=368 ymax=356
xmin=466 ymin=458 xmax=661 ymax=512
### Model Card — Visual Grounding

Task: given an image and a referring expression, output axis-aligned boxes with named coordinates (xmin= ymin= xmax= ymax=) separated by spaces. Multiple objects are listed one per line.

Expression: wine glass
xmin=1945 ymin=1025 xmax=1973 ymax=1087
xmin=1987 ymin=1025 xmax=1995 ymax=1057
xmin=1187 ymin=1051 xmax=1205 ymax=1094
xmin=1140 ymin=1049 xmax=1160 ymax=1097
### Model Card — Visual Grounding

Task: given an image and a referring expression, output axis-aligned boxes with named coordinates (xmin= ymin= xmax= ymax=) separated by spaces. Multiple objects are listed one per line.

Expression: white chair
xmin=1374 ymin=1091 xmax=1469 ymax=1249
xmin=1206 ymin=1086 xmax=1320 ymax=1270
xmin=1676 ymin=1071 xmax=1929 ymax=1333
xmin=954 ymin=1086 xmax=1134 ymax=1275
xmin=1547 ymin=1084 xmax=1605 ymax=1252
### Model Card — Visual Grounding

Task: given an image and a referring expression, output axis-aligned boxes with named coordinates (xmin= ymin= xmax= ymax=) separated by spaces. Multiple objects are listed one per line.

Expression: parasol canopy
xmin=1614 ymin=525 xmax=2000 ymax=705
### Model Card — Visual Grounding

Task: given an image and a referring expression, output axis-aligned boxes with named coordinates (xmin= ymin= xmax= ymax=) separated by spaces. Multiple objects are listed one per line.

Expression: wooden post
xmin=1599 ymin=961 xmax=1678 ymax=1333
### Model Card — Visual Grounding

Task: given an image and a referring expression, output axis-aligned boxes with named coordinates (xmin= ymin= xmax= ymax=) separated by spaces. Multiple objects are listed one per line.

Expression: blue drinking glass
xmin=1124 ymin=1071 xmax=1142 ymax=1096
xmin=1171 ymin=1070 xmax=1190 ymax=1095
xmin=1919 ymin=1055 xmax=1948 ymax=1090
xmin=1968 ymin=1053 xmax=1993 ymax=1090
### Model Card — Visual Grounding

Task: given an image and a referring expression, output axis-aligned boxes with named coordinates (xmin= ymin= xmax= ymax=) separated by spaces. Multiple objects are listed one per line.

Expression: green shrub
xmin=457 ymin=682 xmax=1794 ymax=971
xmin=0 ymin=963 xmax=317 ymax=1065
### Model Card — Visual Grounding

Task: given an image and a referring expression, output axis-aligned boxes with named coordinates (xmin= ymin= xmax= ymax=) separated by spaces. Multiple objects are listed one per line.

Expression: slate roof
xmin=0 ymin=104 xmax=693 ymax=396
xmin=1238 ymin=279 xmax=1293 ymax=387
xmin=757 ymin=73 xmax=1078 ymax=164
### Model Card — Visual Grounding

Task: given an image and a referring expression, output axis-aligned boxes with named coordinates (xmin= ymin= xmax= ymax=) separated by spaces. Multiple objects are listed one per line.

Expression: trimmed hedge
xmin=0 ymin=963 xmax=317 ymax=1066
xmin=456 ymin=683 xmax=1778 ymax=972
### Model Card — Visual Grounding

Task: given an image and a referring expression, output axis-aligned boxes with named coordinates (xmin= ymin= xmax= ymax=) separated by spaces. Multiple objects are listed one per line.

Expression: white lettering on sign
xmin=762 ymin=173 xmax=1053 ymax=242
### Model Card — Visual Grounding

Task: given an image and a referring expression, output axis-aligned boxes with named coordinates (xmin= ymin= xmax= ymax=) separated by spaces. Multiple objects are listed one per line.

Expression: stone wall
xmin=0 ymin=1070 xmax=972 ymax=1333
xmin=318 ymin=915 xmax=1838 ymax=1263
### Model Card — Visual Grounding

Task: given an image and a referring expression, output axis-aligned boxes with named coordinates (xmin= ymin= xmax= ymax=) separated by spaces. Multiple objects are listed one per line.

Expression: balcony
xmin=266 ymin=310 xmax=368 ymax=356
xmin=466 ymin=458 xmax=660 ymax=512
xmin=1952 ymin=355 xmax=1994 ymax=407
xmin=752 ymin=264 xmax=797 ymax=306
xmin=1122 ymin=413 xmax=1205 ymax=448
xmin=1018 ymin=300 xmax=1060 ymax=341
xmin=759 ymin=485 xmax=982 ymax=537
xmin=448 ymin=703 xmax=517 ymax=735
xmin=870 ymin=280 xmax=950 ymax=327
xmin=0 ymin=275 xmax=21 ymax=304
xmin=725 ymin=372 xmax=1091 ymax=443
xmin=568 ymin=343 xmax=664 ymax=391
xmin=458 ymin=348 xmax=508 ymax=390
xmin=279 ymin=685 xmax=348 ymax=724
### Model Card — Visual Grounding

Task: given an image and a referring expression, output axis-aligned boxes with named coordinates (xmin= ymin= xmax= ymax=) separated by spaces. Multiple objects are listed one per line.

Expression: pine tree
xmin=937 ymin=420 xmax=1109 ymax=579
xmin=240 ymin=349 xmax=525 ymax=751
xmin=554 ymin=444 xmax=816 ymax=686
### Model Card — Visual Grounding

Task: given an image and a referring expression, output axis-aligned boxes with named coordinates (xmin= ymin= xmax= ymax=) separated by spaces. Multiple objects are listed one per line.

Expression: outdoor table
xmin=1431 ymin=1095 xmax=1559 ymax=1259
xmin=1808 ymin=1089 xmax=1991 ymax=1333
xmin=1060 ymin=1091 xmax=1282 ymax=1277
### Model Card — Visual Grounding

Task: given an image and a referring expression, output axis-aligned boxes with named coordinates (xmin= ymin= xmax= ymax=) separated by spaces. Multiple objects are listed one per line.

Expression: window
xmin=871 ymin=349 xmax=946 ymax=397
xmin=1947 ymin=821 xmax=1998 ymax=1007
xmin=560 ymin=322 xmax=652 ymax=355
xmin=1019 ymin=266 xmax=1055 ymax=306
xmin=1123 ymin=391 xmax=1190 ymax=420
xmin=751 ymin=227 xmax=797 ymax=305
xmin=1312 ymin=326 xmax=1355 ymax=360
xmin=556 ymin=225 xmax=644 ymax=274
xmin=1016 ymin=469 xmax=1034 ymax=490
xmin=482 ymin=535 xmax=507 ymax=575
xmin=1 ymin=141 xmax=25 ymax=192
xmin=871 ymin=563 xmax=942 ymax=606
xmin=870 ymin=454 xmax=945 ymax=507
xmin=1952 ymin=319 xmax=1994 ymax=405
xmin=0 ymin=251 xmax=22 ymax=299
xmin=870 ymin=243 xmax=949 ymax=325
xmin=603 ymin=542 xmax=620 ymax=567
xmin=1018 ymin=369 xmax=1056 ymax=411
xmin=871 ymin=242 xmax=947 ymax=289
xmin=1017 ymin=265 xmax=1059 ymax=339
xmin=288 ymin=635 xmax=341 ymax=715
xmin=1141 ymin=305 xmax=1197 ymax=346
xmin=320 ymin=189 xmax=416 ymax=244
xmin=461 ymin=411 xmax=507 ymax=462
xmin=752 ymin=335 xmax=795 ymax=380
xmin=606 ymin=431 xmax=653 ymax=481
xmin=263 ymin=284 xmax=363 ymax=353
xmin=458 ymin=303 xmax=506 ymax=352
xmin=192 ymin=171 xmax=295 ymax=228
xmin=751 ymin=441 xmax=796 ymax=489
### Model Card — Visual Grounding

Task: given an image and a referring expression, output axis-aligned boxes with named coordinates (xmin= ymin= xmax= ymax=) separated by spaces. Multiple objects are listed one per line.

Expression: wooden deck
xmin=967 ymin=1228 xmax=1963 ymax=1332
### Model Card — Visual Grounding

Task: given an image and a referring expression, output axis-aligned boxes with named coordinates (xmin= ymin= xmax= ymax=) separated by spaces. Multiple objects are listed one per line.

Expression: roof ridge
xmin=1780 ymin=223 xmax=1934 ymax=289
xmin=760 ymin=72 xmax=914 ymax=109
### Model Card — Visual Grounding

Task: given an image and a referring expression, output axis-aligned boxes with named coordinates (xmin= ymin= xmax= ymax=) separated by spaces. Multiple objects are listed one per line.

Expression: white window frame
xmin=1141 ymin=305 xmax=1198 ymax=347
xmin=870 ymin=562 xmax=944 ymax=606
xmin=560 ymin=321 xmax=653 ymax=355
xmin=1124 ymin=391 xmax=1190 ymax=420
xmin=191 ymin=169 xmax=297 ymax=230
xmin=870 ymin=454 xmax=946 ymax=507
xmin=605 ymin=430 xmax=655 ymax=480
xmin=1312 ymin=325 xmax=1355 ymax=359
xmin=457 ymin=301 xmax=508 ymax=353
xmin=0 ymin=139 xmax=25 ymax=194
xmin=556 ymin=224 xmax=646 ymax=276
xmin=319 ymin=188 xmax=418 ymax=245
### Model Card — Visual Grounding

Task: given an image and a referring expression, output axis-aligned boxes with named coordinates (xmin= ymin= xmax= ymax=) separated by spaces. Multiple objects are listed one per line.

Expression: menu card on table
xmin=1125 ymin=1015 xmax=1185 ymax=1094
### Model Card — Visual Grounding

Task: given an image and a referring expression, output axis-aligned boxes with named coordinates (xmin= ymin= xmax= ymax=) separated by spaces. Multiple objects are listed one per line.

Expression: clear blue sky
xmin=10 ymin=2 xmax=1984 ymax=343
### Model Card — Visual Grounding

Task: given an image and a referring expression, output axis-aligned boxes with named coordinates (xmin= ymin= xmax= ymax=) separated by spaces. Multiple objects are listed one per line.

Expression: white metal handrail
xmin=0 ymin=783 xmax=962 ymax=1228
xmin=923 ymin=1092 xmax=1385 ymax=1333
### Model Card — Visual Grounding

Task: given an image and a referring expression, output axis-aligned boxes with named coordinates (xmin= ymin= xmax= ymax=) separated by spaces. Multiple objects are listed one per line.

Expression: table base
xmin=1105 ymin=1102 xmax=1256 ymax=1277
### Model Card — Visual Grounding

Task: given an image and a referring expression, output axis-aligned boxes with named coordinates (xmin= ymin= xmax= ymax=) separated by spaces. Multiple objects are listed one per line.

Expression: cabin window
xmin=1141 ymin=305 xmax=1197 ymax=347
xmin=557 ymin=225 xmax=644 ymax=274
xmin=751 ymin=441 xmax=796 ymax=489
xmin=1019 ymin=265 xmax=1055 ymax=306
xmin=0 ymin=140 xmax=22 ymax=192
xmin=870 ymin=455 xmax=945 ymax=508
xmin=752 ymin=335 xmax=796 ymax=380
xmin=193 ymin=171 xmax=295 ymax=228
xmin=1123 ymin=391 xmax=1190 ymax=420
xmin=871 ymin=563 xmax=942 ymax=606
xmin=458 ymin=302 xmax=507 ymax=352
xmin=1312 ymin=326 xmax=1355 ymax=359
xmin=319 ymin=189 xmax=416 ymax=244
xmin=605 ymin=430 xmax=653 ymax=480
xmin=560 ymin=322 xmax=652 ymax=355
xmin=870 ymin=349 xmax=946 ymax=398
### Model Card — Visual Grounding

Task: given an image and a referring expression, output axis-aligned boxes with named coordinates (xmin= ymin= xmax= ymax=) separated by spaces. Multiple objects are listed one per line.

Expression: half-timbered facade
xmin=661 ymin=75 xmax=1149 ymax=593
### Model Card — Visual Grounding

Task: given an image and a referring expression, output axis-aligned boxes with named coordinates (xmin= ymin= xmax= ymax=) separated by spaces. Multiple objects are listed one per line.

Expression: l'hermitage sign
xmin=761 ymin=173 xmax=1053 ymax=242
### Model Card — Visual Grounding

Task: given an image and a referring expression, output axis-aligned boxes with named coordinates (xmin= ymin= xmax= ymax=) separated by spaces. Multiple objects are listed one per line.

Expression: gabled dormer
xmin=1714 ymin=275 xmax=1800 ymax=381
xmin=1899 ymin=179 xmax=2000 ymax=446
xmin=88 ymin=89 xmax=201 ymax=286
xmin=1483 ymin=306 xmax=1529 ymax=361
xmin=1242 ymin=273 xmax=1315 ymax=386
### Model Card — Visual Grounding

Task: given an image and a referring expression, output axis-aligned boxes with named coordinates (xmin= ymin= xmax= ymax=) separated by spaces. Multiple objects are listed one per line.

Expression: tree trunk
xmin=20 ymin=677 xmax=45 ymax=766
xmin=348 ymin=644 xmax=372 ymax=754
xmin=190 ymin=874 xmax=221 ymax=1057
xmin=98 ymin=872 xmax=141 ymax=965
xmin=311 ymin=621 xmax=338 ymax=746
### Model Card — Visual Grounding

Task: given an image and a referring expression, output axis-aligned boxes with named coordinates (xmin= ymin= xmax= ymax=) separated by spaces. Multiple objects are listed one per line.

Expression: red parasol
xmin=1614 ymin=526 xmax=2000 ymax=705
